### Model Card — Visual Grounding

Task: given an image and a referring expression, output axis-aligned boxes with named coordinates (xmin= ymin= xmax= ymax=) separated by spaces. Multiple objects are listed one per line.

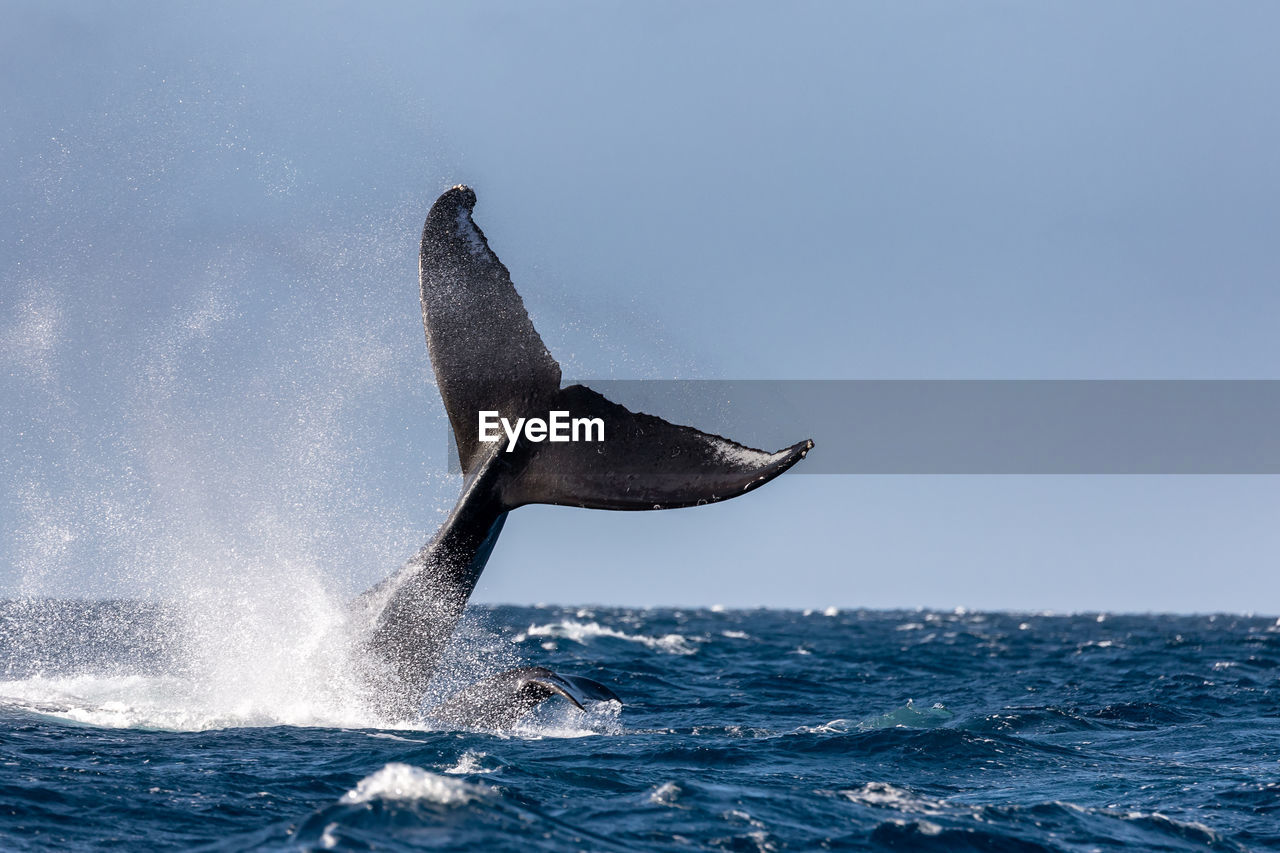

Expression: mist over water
xmin=0 ymin=46 xmax=452 ymax=730
xmin=3 ymin=228 xmax=429 ymax=729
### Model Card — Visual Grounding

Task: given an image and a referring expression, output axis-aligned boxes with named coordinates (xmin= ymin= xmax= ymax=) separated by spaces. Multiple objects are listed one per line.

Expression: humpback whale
xmin=355 ymin=185 xmax=813 ymax=725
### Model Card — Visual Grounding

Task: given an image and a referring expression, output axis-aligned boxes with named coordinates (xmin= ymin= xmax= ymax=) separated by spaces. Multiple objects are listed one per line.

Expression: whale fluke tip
xmin=440 ymin=184 xmax=476 ymax=210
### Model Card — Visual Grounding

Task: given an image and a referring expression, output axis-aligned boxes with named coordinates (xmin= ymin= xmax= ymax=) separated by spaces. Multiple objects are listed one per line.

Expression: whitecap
xmin=839 ymin=782 xmax=947 ymax=815
xmin=442 ymin=750 xmax=499 ymax=775
xmin=649 ymin=781 xmax=682 ymax=806
xmin=340 ymin=763 xmax=486 ymax=805
xmin=517 ymin=619 xmax=699 ymax=655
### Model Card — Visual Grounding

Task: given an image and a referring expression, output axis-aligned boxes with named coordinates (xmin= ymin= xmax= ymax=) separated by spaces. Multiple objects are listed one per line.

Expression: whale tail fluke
xmin=420 ymin=185 xmax=813 ymax=512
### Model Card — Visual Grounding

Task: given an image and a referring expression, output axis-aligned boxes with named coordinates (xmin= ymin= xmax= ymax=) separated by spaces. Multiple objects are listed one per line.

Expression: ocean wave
xmin=648 ymin=781 xmax=683 ymax=807
xmin=442 ymin=749 xmax=501 ymax=775
xmin=289 ymin=760 xmax=630 ymax=852
xmin=795 ymin=701 xmax=954 ymax=735
xmin=1 ymin=606 xmax=1274 ymax=850
xmin=515 ymin=619 xmax=700 ymax=655
xmin=340 ymin=763 xmax=487 ymax=805
xmin=839 ymin=782 xmax=947 ymax=815
xmin=861 ymin=800 xmax=1240 ymax=852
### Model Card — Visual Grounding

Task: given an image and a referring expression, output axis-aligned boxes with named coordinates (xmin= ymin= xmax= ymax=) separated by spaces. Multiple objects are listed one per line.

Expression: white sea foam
xmin=1075 ymin=639 xmax=1121 ymax=652
xmin=167 ymin=568 xmax=381 ymax=730
xmin=0 ymin=572 xmax=408 ymax=732
xmin=340 ymin=763 xmax=486 ymax=805
xmin=720 ymin=808 xmax=776 ymax=853
xmin=840 ymin=782 xmax=947 ymax=815
xmin=1110 ymin=810 xmax=1220 ymax=840
xmin=0 ymin=663 xmax=380 ymax=732
xmin=511 ymin=695 xmax=624 ymax=739
xmin=319 ymin=822 xmax=340 ymax=849
xmin=366 ymin=733 xmax=430 ymax=743
xmin=649 ymin=781 xmax=682 ymax=806
xmin=516 ymin=619 xmax=700 ymax=655
xmin=442 ymin=750 xmax=499 ymax=775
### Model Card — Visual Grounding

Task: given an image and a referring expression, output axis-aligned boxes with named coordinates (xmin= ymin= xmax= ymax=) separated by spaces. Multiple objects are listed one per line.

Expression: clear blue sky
xmin=2 ymin=2 xmax=1278 ymax=611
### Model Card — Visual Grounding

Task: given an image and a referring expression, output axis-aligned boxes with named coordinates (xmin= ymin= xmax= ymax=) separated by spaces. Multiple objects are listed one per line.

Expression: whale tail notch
xmin=420 ymin=185 xmax=813 ymax=512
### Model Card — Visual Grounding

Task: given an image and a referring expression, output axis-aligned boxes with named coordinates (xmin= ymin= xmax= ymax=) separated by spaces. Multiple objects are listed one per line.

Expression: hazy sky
xmin=2 ymin=2 xmax=1278 ymax=611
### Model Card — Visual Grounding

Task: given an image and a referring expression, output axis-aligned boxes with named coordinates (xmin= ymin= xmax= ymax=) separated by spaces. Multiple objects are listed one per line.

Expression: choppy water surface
xmin=1 ymin=603 xmax=1277 ymax=851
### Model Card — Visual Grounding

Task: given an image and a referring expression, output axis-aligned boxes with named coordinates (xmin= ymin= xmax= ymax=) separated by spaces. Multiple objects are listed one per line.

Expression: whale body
xmin=356 ymin=186 xmax=812 ymax=724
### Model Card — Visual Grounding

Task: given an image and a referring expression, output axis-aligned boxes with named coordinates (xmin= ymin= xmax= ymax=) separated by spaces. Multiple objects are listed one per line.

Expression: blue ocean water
xmin=1 ymin=602 xmax=1277 ymax=851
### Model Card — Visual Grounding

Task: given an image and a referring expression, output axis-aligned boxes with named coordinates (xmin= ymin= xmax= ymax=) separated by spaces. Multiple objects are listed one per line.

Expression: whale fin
xmin=504 ymin=383 xmax=814 ymax=510
xmin=420 ymin=186 xmax=561 ymax=475
xmin=420 ymin=186 xmax=813 ymax=507
xmin=427 ymin=667 xmax=620 ymax=731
